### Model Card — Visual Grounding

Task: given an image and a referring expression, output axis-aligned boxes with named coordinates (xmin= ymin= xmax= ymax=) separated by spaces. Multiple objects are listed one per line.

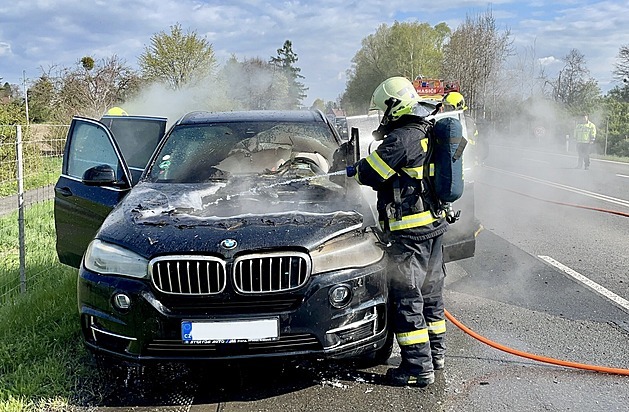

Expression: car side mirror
xmin=82 ymin=164 xmax=116 ymax=186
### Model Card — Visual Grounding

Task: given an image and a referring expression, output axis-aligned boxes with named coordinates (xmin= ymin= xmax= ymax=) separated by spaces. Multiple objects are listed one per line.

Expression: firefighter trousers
xmin=387 ymin=233 xmax=446 ymax=375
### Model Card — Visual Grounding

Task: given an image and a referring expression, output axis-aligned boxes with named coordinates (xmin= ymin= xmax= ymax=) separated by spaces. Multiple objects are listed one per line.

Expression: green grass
xmin=0 ymin=202 xmax=99 ymax=411
xmin=0 ymin=157 xmax=61 ymax=198
xmin=594 ymin=153 xmax=629 ymax=163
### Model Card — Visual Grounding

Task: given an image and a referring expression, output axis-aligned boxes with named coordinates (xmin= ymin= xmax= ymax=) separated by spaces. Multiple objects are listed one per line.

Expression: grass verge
xmin=0 ymin=202 xmax=99 ymax=411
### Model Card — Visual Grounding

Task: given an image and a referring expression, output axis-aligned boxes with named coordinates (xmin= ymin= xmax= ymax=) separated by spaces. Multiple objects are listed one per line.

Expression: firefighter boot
xmin=386 ymin=367 xmax=435 ymax=388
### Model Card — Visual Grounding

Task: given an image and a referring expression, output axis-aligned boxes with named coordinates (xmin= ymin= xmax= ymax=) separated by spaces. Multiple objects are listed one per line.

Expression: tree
xmin=139 ymin=23 xmax=217 ymax=90
xmin=0 ymin=98 xmax=26 ymax=125
xmin=547 ymin=49 xmax=601 ymax=115
xmin=341 ymin=21 xmax=449 ymax=114
xmin=613 ymin=44 xmax=629 ymax=82
xmin=602 ymin=93 xmax=629 ymax=157
xmin=0 ymin=81 xmax=21 ymax=102
xmin=27 ymin=74 xmax=56 ymax=123
xmin=24 ymin=56 xmax=140 ymax=122
xmin=442 ymin=8 xmax=513 ymax=118
xmin=269 ymin=40 xmax=308 ymax=108
xmin=57 ymin=55 xmax=140 ymax=119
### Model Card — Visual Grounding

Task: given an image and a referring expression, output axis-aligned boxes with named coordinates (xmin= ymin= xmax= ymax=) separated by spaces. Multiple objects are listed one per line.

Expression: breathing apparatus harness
xmin=371 ymin=98 xmax=460 ymax=228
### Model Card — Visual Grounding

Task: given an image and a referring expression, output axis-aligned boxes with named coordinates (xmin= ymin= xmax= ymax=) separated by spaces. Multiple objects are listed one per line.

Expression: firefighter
xmin=347 ymin=77 xmax=448 ymax=387
xmin=574 ymin=114 xmax=596 ymax=170
xmin=442 ymin=92 xmax=488 ymax=165
xmin=442 ymin=91 xmax=467 ymax=111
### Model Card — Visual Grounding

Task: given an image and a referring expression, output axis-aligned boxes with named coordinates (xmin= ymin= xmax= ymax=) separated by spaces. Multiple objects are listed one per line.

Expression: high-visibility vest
xmin=575 ymin=121 xmax=596 ymax=143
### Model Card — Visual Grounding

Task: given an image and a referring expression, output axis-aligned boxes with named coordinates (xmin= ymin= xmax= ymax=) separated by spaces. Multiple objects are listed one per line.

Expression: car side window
xmin=66 ymin=122 xmax=121 ymax=180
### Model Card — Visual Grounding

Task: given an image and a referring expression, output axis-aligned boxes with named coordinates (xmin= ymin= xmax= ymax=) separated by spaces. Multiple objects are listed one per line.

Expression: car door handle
xmin=55 ymin=187 xmax=73 ymax=197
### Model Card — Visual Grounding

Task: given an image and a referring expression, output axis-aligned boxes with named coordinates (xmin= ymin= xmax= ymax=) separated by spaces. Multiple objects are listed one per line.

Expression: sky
xmin=1 ymin=0 xmax=628 ymax=107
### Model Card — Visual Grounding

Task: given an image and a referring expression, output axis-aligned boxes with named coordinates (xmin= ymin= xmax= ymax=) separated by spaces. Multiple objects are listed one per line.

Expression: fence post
xmin=16 ymin=125 xmax=26 ymax=293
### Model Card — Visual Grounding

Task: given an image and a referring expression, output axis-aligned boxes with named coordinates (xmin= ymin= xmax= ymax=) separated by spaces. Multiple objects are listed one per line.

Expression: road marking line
xmin=484 ymin=166 xmax=629 ymax=209
xmin=618 ymin=174 xmax=629 ymax=179
xmin=539 ymin=255 xmax=629 ymax=313
xmin=523 ymin=157 xmax=550 ymax=165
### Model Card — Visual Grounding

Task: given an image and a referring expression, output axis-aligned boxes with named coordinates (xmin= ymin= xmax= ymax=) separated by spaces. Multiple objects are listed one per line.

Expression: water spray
xmin=205 ymin=170 xmax=348 ymax=206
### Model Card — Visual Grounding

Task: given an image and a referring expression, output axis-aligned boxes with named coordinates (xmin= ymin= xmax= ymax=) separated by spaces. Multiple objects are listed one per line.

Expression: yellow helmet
xmin=442 ymin=92 xmax=467 ymax=111
xmin=106 ymin=106 xmax=128 ymax=116
xmin=369 ymin=77 xmax=420 ymax=120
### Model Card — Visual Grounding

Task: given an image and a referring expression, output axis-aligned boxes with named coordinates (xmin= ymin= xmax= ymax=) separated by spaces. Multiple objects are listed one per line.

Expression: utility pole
xmin=22 ymin=70 xmax=29 ymax=127
xmin=605 ymin=117 xmax=609 ymax=156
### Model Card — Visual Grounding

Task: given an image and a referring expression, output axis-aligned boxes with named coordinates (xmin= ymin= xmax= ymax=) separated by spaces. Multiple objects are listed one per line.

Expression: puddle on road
xmin=77 ymin=357 xmax=391 ymax=409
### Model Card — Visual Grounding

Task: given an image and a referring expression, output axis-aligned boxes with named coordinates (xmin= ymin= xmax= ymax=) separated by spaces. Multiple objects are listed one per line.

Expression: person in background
xmin=574 ymin=114 xmax=597 ymax=170
xmin=347 ymin=76 xmax=448 ymax=388
xmin=442 ymin=92 xmax=488 ymax=166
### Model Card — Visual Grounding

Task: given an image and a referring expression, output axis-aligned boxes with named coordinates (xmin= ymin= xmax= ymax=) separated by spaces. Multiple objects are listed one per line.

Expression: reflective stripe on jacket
xmin=353 ymin=116 xmax=446 ymax=236
xmin=574 ymin=121 xmax=596 ymax=143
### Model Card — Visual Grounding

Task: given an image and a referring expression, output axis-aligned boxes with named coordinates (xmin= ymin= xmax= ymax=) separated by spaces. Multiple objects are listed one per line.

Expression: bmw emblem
xmin=220 ymin=239 xmax=238 ymax=250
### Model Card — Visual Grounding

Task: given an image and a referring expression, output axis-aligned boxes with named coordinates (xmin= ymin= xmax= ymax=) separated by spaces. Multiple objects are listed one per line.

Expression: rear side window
xmin=103 ymin=118 xmax=165 ymax=170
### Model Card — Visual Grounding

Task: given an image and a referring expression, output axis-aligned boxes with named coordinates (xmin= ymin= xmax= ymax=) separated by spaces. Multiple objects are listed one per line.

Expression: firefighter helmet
xmin=369 ymin=77 xmax=421 ymax=120
xmin=106 ymin=106 xmax=128 ymax=116
xmin=442 ymin=92 xmax=467 ymax=111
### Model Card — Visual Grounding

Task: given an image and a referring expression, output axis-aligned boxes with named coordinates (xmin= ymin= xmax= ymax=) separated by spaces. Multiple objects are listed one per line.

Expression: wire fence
xmin=0 ymin=123 xmax=68 ymax=305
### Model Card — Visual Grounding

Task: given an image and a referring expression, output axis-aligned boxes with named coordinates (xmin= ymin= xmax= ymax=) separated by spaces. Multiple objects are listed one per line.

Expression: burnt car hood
xmin=96 ymin=177 xmax=369 ymax=258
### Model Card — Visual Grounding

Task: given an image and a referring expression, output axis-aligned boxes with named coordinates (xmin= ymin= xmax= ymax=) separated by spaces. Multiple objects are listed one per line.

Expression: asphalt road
xmin=0 ymin=184 xmax=54 ymax=217
xmin=13 ymin=117 xmax=627 ymax=411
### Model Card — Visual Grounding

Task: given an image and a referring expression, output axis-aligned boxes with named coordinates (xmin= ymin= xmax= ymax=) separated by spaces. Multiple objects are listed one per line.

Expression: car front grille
xmin=150 ymin=252 xmax=311 ymax=296
xmin=151 ymin=256 xmax=226 ymax=295
xmin=234 ymin=252 xmax=310 ymax=293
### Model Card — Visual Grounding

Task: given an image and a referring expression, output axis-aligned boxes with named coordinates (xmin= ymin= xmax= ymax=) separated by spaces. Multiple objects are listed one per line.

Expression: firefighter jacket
xmin=574 ymin=120 xmax=596 ymax=143
xmin=353 ymin=116 xmax=447 ymax=240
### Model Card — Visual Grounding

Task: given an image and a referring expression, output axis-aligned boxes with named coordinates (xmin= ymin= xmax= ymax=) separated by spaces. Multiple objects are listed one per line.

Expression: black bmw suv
xmin=54 ymin=109 xmax=476 ymax=365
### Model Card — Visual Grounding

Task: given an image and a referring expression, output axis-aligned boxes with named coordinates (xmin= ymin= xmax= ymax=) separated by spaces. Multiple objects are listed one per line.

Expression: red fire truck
xmin=412 ymin=78 xmax=460 ymax=100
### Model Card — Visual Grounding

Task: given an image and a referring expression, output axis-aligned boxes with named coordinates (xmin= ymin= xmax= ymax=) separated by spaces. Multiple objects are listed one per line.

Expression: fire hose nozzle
xmin=444 ymin=203 xmax=461 ymax=224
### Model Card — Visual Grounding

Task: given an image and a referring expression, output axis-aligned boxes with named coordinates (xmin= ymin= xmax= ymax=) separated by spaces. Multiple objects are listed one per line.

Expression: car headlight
xmin=84 ymin=239 xmax=149 ymax=279
xmin=310 ymin=230 xmax=384 ymax=274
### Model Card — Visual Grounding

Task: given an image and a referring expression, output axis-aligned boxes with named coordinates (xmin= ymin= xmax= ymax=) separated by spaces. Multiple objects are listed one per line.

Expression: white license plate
xmin=181 ymin=318 xmax=279 ymax=343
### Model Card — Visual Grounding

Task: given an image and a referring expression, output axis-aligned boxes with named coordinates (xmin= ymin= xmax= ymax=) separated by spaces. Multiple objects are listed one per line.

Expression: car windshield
xmin=146 ymin=121 xmax=338 ymax=183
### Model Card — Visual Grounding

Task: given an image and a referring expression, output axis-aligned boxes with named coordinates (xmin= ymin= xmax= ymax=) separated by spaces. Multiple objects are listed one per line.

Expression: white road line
xmin=484 ymin=166 xmax=629 ymax=209
xmin=618 ymin=174 xmax=629 ymax=179
xmin=539 ymin=255 xmax=629 ymax=313
xmin=523 ymin=157 xmax=550 ymax=165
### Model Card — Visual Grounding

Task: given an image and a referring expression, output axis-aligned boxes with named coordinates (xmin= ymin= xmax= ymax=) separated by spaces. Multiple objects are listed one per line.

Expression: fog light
xmin=329 ymin=284 xmax=352 ymax=308
xmin=113 ymin=293 xmax=131 ymax=310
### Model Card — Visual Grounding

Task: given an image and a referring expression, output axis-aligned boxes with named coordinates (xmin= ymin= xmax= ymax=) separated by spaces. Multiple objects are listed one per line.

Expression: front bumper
xmin=78 ymin=260 xmax=389 ymax=363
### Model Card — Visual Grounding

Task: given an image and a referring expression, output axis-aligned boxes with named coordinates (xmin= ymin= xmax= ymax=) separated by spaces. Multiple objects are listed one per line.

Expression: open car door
xmin=54 ymin=116 xmax=165 ymax=268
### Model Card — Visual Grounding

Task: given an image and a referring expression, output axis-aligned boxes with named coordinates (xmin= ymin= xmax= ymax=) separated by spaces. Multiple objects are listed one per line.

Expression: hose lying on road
xmin=445 ymin=310 xmax=629 ymax=376
xmin=476 ymin=180 xmax=629 ymax=218
xmin=456 ymin=181 xmax=629 ymax=375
